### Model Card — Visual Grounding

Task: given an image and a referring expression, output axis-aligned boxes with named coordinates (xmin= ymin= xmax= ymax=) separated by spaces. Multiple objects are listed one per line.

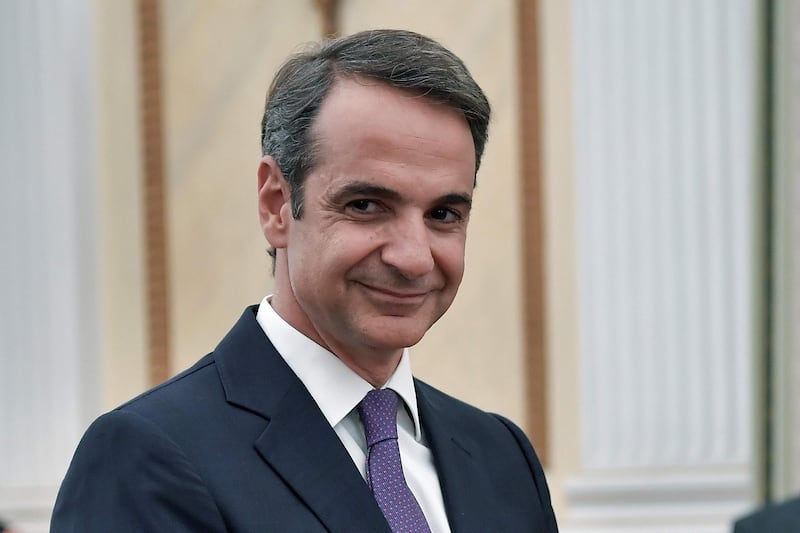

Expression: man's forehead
xmin=310 ymin=78 xmax=473 ymax=157
xmin=313 ymin=75 xmax=465 ymax=130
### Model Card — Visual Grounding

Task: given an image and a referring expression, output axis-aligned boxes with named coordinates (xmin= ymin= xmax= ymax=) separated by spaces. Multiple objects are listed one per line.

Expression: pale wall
xmin=162 ymin=1 xmax=529 ymax=425
xmin=94 ymin=0 xmax=149 ymax=408
xmin=161 ymin=1 xmax=312 ymax=372
xmin=540 ymin=0 xmax=580 ymax=519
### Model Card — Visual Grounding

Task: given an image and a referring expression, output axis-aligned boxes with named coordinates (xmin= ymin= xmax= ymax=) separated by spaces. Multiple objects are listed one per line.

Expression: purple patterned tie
xmin=357 ymin=389 xmax=432 ymax=533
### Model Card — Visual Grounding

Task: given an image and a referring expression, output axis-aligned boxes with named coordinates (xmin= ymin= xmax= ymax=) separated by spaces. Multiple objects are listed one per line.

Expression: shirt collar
xmin=255 ymin=296 xmax=423 ymax=441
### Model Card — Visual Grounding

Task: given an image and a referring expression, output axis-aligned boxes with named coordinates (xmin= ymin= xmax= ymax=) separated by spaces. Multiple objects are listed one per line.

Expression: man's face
xmin=266 ymin=77 xmax=476 ymax=378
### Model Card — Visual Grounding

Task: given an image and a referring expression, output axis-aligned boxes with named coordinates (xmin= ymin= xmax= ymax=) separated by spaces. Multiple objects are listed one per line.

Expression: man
xmin=52 ymin=29 xmax=557 ymax=532
xmin=732 ymin=495 xmax=800 ymax=532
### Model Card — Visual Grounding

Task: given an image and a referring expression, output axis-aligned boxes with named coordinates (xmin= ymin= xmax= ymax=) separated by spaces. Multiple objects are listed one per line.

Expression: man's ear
xmin=257 ymin=155 xmax=292 ymax=249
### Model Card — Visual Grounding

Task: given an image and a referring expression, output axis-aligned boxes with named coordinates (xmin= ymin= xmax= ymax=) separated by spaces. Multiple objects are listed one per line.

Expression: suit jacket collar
xmin=416 ymin=381 xmax=494 ymax=533
xmin=213 ymin=307 xmax=492 ymax=532
xmin=214 ymin=307 xmax=392 ymax=532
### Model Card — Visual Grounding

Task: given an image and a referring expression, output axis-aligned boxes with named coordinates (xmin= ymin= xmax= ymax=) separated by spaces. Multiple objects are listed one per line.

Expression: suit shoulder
xmin=91 ymin=351 xmax=233 ymax=448
xmin=734 ymin=496 xmax=800 ymax=532
xmin=416 ymin=379 xmax=559 ymax=531
xmin=52 ymin=409 xmax=227 ymax=532
xmin=414 ymin=378 xmax=487 ymax=416
xmin=117 ymin=352 xmax=218 ymax=413
xmin=414 ymin=378 xmax=527 ymax=435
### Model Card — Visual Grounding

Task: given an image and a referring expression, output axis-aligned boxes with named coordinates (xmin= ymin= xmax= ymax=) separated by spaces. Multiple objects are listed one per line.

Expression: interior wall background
xmin=162 ymin=1 xmax=528 ymax=426
xmin=0 ymin=0 xmax=538 ymax=528
xmin=161 ymin=1 xmax=312 ymax=379
xmin=0 ymin=1 xmax=533 ymax=528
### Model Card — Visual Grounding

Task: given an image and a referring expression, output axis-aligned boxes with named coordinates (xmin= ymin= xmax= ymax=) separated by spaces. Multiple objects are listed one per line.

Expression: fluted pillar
xmin=0 ymin=1 xmax=99 ymax=531
xmin=566 ymin=0 xmax=761 ymax=530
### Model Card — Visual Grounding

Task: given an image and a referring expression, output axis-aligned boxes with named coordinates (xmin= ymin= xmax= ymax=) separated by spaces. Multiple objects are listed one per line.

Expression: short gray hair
xmin=260 ymin=29 xmax=491 ymax=220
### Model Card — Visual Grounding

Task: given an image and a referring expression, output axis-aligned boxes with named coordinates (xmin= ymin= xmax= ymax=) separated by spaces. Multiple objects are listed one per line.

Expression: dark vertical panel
xmin=138 ymin=0 xmax=170 ymax=386
xmin=762 ymin=0 xmax=776 ymax=505
xmin=314 ymin=0 xmax=341 ymax=37
xmin=517 ymin=0 xmax=549 ymax=464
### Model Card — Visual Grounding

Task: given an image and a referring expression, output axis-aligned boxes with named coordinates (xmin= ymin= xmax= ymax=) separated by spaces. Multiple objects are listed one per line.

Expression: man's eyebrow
xmin=327 ymin=182 xmax=402 ymax=204
xmin=436 ymin=193 xmax=472 ymax=209
xmin=327 ymin=181 xmax=472 ymax=209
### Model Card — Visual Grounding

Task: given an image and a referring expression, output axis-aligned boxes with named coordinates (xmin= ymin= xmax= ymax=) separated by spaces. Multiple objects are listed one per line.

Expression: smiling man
xmin=260 ymin=77 xmax=475 ymax=388
xmin=52 ymin=30 xmax=558 ymax=532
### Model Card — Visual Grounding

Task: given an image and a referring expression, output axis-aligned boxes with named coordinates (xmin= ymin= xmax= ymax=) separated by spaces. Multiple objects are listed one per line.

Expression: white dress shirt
xmin=256 ymin=296 xmax=451 ymax=533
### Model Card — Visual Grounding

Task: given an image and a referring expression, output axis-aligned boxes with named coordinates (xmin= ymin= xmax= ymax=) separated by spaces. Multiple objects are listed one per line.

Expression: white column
xmin=771 ymin=0 xmax=800 ymax=500
xmin=566 ymin=0 xmax=761 ymax=530
xmin=0 ymin=1 xmax=100 ymax=531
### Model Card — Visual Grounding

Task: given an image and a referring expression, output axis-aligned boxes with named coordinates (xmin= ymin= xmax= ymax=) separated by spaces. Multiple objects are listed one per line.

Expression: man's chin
xmin=362 ymin=323 xmax=428 ymax=352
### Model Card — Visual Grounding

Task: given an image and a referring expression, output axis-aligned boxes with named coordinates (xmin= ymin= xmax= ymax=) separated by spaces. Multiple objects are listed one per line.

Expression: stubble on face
xmin=269 ymin=77 xmax=476 ymax=386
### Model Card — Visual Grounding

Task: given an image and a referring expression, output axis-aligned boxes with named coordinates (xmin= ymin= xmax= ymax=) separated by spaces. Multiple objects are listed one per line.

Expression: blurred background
xmin=2 ymin=0 xmax=799 ymax=532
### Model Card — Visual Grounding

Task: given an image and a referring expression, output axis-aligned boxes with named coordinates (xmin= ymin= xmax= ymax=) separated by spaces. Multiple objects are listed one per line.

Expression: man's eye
xmin=347 ymin=199 xmax=378 ymax=213
xmin=429 ymin=208 xmax=460 ymax=222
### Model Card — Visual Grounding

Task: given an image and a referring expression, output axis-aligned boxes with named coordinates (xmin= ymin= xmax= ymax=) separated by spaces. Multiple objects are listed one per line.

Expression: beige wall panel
xmin=540 ymin=0 xmax=580 ymax=518
xmin=162 ymin=1 xmax=528 ymax=431
xmin=162 ymin=2 xmax=320 ymax=372
xmin=93 ymin=0 xmax=149 ymax=408
xmin=341 ymin=1 xmax=526 ymax=424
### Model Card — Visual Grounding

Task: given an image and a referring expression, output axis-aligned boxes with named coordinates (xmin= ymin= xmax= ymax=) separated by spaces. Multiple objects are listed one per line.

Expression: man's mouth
xmin=357 ymin=282 xmax=431 ymax=304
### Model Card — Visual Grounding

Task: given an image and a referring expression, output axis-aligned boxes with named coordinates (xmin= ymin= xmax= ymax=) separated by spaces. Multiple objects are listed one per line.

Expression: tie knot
xmin=357 ymin=388 xmax=399 ymax=447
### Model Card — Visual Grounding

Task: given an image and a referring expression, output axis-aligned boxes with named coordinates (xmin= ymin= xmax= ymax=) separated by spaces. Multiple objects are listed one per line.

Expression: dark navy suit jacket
xmin=51 ymin=306 xmax=558 ymax=532
xmin=733 ymin=496 xmax=800 ymax=533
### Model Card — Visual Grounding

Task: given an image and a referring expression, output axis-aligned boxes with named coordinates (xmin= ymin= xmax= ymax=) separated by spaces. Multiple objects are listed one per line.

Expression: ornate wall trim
xmin=138 ymin=0 xmax=171 ymax=385
xmin=517 ymin=0 xmax=550 ymax=464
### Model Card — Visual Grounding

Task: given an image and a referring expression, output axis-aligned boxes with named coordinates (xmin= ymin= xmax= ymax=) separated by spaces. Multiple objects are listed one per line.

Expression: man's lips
xmin=357 ymin=282 xmax=432 ymax=302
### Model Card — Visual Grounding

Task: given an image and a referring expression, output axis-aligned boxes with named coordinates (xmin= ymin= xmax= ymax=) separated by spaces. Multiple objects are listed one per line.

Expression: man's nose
xmin=380 ymin=218 xmax=435 ymax=279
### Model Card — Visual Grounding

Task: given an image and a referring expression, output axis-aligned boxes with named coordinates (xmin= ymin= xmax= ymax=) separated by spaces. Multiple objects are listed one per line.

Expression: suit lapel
xmin=214 ymin=307 xmax=391 ymax=533
xmin=416 ymin=383 xmax=493 ymax=533
xmin=254 ymin=379 xmax=391 ymax=532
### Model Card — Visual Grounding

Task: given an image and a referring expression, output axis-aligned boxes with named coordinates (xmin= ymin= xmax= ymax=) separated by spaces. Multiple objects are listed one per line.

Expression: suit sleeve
xmin=51 ymin=409 xmax=227 ymax=533
xmin=732 ymin=517 xmax=748 ymax=533
xmin=732 ymin=502 xmax=800 ymax=533
xmin=493 ymin=414 xmax=559 ymax=533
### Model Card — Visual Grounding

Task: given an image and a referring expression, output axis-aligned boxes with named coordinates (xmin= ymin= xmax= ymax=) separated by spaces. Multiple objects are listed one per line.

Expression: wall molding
xmin=517 ymin=0 xmax=550 ymax=463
